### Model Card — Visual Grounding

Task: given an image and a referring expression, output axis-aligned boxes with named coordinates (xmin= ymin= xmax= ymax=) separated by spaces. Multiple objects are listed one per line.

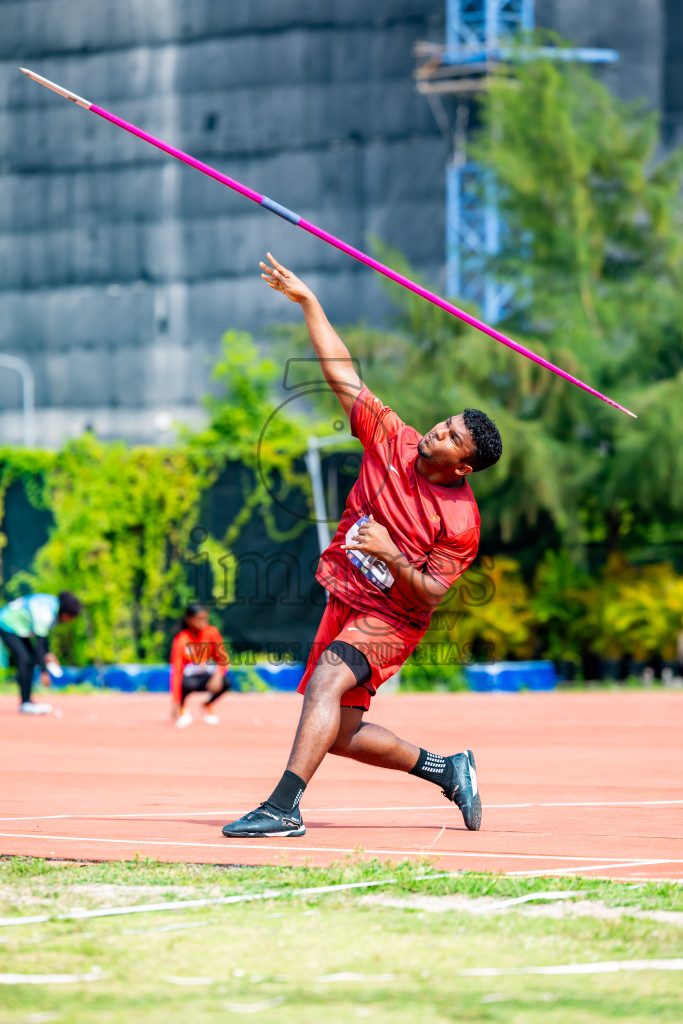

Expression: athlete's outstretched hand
xmin=260 ymin=252 xmax=314 ymax=304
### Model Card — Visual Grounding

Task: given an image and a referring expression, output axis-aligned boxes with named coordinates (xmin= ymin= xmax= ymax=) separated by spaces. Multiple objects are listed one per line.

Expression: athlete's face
xmin=417 ymin=414 xmax=476 ymax=478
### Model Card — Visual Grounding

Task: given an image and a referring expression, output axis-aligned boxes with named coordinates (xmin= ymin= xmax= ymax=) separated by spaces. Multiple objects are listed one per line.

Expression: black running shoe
xmin=221 ymin=802 xmax=306 ymax=838
xmin=442 ymin=749 xmax=482 ymax=831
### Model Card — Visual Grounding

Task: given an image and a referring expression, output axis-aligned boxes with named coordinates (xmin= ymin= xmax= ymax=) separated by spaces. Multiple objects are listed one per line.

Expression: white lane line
xmin=537 ymin=800 xmax=683 ymax=808
xmin=1 ymin=798 xmax=680 ymax=822
xmin=0 ymin=811 xmax=242 ymax=819
xmin=459 ymin=958 xmax=683 ymax=977
xmin=0 ymin=807 xmax=518 ymax=820
xmin=0 ymin=816 xmax=71 ymax=822
xmin=509 ymin=859 xmax=670 ymax=877
xmin=0 ymin=832 xmax=679 ymax=867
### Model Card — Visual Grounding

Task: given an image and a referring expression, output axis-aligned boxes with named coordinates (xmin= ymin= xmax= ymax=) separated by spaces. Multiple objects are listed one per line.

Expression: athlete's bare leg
xmin=286 ymin=661 xmax=419 ymax=782
xmin=329 ymin=707 xmax=419 ymax=771
xmin=285 ymin=658 xmax=357 ymax=782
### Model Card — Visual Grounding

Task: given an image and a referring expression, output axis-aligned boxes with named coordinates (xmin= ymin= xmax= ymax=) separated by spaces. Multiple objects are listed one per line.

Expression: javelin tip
xmin=19 ymin=67 xmax=92 ymax=109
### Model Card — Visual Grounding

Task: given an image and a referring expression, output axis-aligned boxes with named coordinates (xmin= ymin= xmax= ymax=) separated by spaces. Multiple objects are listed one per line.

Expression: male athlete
xmin=222 ymin=254 xmax=502 ymax=838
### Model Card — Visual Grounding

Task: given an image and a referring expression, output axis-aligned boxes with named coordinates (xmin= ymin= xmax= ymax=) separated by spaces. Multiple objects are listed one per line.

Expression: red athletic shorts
xmin=297 ymin=595 xmax=423 ymax=711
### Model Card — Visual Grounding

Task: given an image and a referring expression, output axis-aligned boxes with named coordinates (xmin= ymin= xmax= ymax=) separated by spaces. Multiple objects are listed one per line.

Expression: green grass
xmin=0 ymin=858 xmax=681 ymax=1023
xmin=2 ymin=855 xmax=683 ymax=913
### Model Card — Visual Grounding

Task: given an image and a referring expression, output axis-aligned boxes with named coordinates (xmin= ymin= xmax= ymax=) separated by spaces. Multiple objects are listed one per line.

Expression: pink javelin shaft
xmin=20 ymin=67 xmax=636 ymax=417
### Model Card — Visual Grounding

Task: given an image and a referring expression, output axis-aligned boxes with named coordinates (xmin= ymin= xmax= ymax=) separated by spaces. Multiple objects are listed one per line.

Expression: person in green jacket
xmin=0 ymin=591 xmax=81 ymax=715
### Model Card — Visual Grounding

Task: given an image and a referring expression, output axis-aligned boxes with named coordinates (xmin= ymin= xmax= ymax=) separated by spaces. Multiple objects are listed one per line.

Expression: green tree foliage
xmin=581 ymin=555 xmax=683 ymax=662
xmin=1 ymin=437 xmax=211 ymax=665
xmin=197 ymin=331 xmax=306 ymax=470
xmin=0 ymin=451 xmax=54 ymax=585
xmin=187 ymin=331 xmax=324 ymax=604
xmin=529 ymin=549 xmax=590 ymax=661
xmin=469 ymin=51 xmax=683 ymax=553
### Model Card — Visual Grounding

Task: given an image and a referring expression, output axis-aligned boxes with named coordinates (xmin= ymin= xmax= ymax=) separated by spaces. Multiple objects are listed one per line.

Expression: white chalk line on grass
xmin=222 ymin=996 xmax=286 ymax=1013
xmin=0 ymin=873 xmax=454 ymax=929
xmin=312 ymin=962 xmax=683 ymax=980
xmin=1 ymin=798 xmax=682 ymax=823
xmin=459 ymin=958 xmax=683 ymax=977
xmin=0 ymin=1013 xmax=61 ymax=1023
xmin=311 ymin=961 xmax=683 ymax=979
xmin=163 ymin=975 xmax=214 ymax=986
xmin=315 ymin=972 xmax=399 ymax=983
xmin=0 ymin=831 xmax=677 ymax=872
xmin=8 ymin=960 xmax=680 ymax=987
xmin=472 ymin=891 xmax=579 ymax=911
xmin=121 ymin=920 xmax=208 ymax=935
xmin=0 ymin=970 xmax=103 ymax=985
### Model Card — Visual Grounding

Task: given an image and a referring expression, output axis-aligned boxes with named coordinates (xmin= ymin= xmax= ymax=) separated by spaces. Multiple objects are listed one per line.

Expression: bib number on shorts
xmin=345 ymin=515 xmax=395 ymax=591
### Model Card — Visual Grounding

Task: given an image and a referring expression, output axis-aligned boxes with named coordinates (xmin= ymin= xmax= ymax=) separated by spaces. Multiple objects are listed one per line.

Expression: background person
xmin=0 ymin=591 xmax=81 ymax=715
xmin=170 ymin=603 xmax=231 ymax=728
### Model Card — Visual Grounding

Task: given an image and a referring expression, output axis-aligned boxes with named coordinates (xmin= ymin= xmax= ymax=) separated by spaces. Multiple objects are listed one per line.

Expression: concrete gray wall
xmin=0 ymin=0 xmax=676 ymax=446
xmin=0 ymin=1 xmax=447 ymax=445
xmin=537 ymin=0 xmax=665 ymax=107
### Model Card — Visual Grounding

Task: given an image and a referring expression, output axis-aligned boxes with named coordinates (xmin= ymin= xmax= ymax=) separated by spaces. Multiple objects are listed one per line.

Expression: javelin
xmin=20 ymin=67 xmax=635 ymax=418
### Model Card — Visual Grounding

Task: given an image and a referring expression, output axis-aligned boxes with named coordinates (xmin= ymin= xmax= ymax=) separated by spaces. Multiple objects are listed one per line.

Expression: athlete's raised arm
xmin=260 ymin=252 xmax=363 ymax=419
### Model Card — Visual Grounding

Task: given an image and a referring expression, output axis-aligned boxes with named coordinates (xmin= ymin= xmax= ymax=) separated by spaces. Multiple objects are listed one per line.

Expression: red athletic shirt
xmin=169 ymin=625 xmax=229 ymax=704
xmin=317 ymin=386 xmax=480 ymax=637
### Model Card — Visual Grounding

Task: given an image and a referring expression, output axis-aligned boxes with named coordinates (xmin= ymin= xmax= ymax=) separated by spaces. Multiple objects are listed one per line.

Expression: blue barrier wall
xmin=465 ymin=661 xmax=557 ymax=693
xmin=33 ymin=660 xmax=556 ymax=694
xmin=38 ymin=662 xmax=306 ymax=693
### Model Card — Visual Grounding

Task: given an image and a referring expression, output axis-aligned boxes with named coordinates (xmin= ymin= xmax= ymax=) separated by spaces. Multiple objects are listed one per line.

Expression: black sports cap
xmin=58 ymin=591 xmax=81 ymax=617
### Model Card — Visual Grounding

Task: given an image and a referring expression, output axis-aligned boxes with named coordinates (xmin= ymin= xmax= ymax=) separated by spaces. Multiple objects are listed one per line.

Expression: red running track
xmin=1 ymin=691 xmax=681 ymax=880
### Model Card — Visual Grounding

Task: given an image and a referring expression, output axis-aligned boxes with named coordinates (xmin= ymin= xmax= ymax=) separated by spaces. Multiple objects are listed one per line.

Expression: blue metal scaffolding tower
xmin=446 ymin=0 xmax=534 ymax=60
xmin=416 ymin=1 xmax=618 ymax=323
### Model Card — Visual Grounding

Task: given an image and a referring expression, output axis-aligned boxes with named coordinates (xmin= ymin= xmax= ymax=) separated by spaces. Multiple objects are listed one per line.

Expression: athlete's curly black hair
xmin=463 ymin=408 xmax=503 ymax=472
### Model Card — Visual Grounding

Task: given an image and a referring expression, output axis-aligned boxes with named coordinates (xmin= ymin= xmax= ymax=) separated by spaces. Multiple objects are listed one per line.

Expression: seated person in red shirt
xmin=170 ymin=604 xmax=230 ymax=728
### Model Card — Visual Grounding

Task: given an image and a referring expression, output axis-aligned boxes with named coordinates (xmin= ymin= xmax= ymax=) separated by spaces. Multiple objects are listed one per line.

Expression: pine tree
xmin=467 ymin=53 xmax=683 ymax=557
